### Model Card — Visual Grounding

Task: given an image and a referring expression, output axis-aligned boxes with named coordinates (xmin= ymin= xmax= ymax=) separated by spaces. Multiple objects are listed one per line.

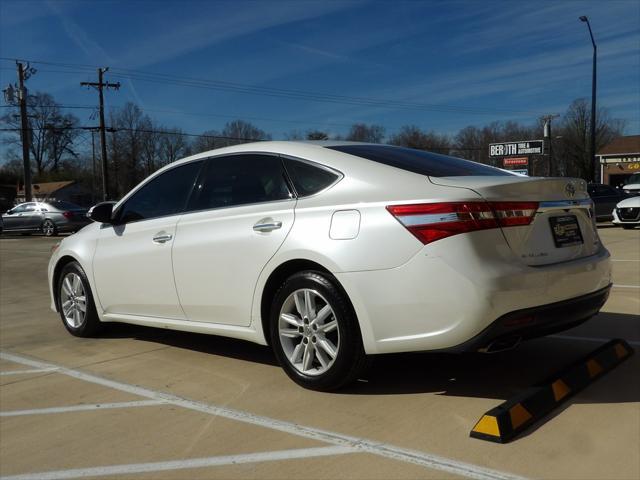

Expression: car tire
xmin=57 ymin=261 xmax=101 ymax=337
xmin=270 ymin=270 xmax=368 ymax=391
xmin=42 ymin=220 xmax=58 ymax=237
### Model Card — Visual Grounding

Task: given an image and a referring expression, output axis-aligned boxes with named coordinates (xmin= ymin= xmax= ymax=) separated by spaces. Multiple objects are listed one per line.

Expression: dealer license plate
xmin=549 ymin=215 xmax=584 ymax=248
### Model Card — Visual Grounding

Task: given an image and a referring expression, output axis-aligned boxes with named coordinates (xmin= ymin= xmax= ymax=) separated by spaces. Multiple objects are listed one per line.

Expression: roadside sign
xmin=503 ymin=157 xmax=528 ymax=167
xmin=489 ymin=140 xmax=544 ymax=158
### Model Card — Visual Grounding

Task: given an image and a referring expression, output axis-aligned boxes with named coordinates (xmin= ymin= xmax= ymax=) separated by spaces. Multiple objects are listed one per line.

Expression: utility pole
xmin=81 ymin=68 xmax=120 ymax=201
xmin=17 ymin=62 xmax=34 ymax=202
xmin=541 ymin=114 xmax=559 ymax=177
xmin=90 ymin=129 xmax=97 ymax=204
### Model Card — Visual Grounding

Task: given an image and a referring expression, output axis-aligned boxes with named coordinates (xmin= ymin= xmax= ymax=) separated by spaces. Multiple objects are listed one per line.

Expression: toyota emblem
xmin=565 ymin=182 xmax=576 ymax=198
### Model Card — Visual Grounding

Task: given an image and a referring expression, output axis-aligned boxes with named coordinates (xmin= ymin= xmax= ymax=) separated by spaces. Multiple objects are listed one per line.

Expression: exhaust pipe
xmin=478 ymin=336 xmax=522 ymax=354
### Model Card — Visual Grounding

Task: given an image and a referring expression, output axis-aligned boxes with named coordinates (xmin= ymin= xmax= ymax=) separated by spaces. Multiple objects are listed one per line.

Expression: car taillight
xmin=62 ymin=211 xmax=73 ymax=219
xmin=490 ymin=202 xmax=539 ymax=227
xmin=386 ymin=201 xmax=538 ymax=245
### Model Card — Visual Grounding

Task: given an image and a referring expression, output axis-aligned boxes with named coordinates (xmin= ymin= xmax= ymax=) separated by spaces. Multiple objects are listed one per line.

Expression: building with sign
xmin=15 ymin=181 xmax=93 ymax=206
xmin=598 ymin=135 xmax=640 ymax=187
xmin=489 ymin=140 xmax=545 ymax=176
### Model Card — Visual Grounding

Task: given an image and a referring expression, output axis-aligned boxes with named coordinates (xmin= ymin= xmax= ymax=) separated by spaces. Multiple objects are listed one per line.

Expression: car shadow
xmin=102 ymin=322 xmax=279 ymax=367
xmin=100 ymin=313 xmax=638 ymax=405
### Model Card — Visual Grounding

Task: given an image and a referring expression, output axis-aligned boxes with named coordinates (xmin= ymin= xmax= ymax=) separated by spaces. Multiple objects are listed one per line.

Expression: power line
xmin=0 ymin=56 xmax=549 ymax=117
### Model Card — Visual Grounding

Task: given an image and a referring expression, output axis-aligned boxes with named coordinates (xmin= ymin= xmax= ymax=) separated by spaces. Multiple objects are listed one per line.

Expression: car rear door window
xmin=117 ymin=161 xmax=203 ymax=223
xmin=327 ymin=144 xmax=511 ymax=177
xmin=282 ymin=158 xmax=341 ymax=196
xmin=189 ymin=154 xmax=292 ymax=211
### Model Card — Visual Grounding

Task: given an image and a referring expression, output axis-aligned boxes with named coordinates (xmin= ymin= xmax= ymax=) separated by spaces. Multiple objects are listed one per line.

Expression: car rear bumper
xmin=441 ymin=284 xmax=611 ymax=353
xmin=335 ymin=229 xmax=612 ymax=354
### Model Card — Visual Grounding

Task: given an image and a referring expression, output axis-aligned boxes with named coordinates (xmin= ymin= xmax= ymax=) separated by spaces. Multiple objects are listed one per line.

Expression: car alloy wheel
xmin=42 ymin=220 xmax=57 ymax=236
xmin=57 ymin=261 xmax=101 ymax=337
xmin=270 ymin=270 xmax=369 ymax=391
xmin=60 ymin=272 xmax=87 ymax=328
xmin=278 ymin=288 xmax=340 ymax=376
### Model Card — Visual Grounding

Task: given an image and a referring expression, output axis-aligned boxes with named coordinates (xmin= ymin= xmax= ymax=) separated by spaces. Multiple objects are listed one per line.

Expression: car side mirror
xmin=5 ymin=209 xmax=13 ymax=215
xmin=87 ymin=202 xmax=115 ymax=224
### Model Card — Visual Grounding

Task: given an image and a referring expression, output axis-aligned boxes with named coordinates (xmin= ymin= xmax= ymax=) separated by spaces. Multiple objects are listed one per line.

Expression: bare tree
xmin=108 ymin=102 xmax=153 ymax=196
xmin=555 ymin=99 xmax=625 ymax=180
xmin=220 ymin=120 xmax=271 ymax=146
xmin=140 ymin=126 xmax=161 ymax=176
xmin=345 ymin=123 xmax=385 ymax=143
xmin=158 ymin=128 xmax=190 ymax=166
xmin=192 ymin=130 xmax=221 ymax=153
xmin=306 ymin=130 xmax=329 ymax=140
xmin=389 ymin=125 xmax=452 ymax=153
xmin=453 ymin=126 xmax=483 ymax=162
xmin=1 ymin=92 xmax=80 ymax=175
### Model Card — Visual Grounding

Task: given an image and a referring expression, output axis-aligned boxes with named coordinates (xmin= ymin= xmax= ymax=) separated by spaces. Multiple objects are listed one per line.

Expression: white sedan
xmin=612 ymin=196 xmax=640 ymax=229
xmin=48 ymin=142 xmax=612 ymax=390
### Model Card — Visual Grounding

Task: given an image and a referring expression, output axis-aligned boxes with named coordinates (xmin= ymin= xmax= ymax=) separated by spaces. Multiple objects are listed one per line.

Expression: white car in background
xmin=612 ymin=196 xmax=640 ymax=229
xmin=621 ymin=173 xmax=640 ymax=196
xmin=48 ymin=142 xmax=612 ymax=390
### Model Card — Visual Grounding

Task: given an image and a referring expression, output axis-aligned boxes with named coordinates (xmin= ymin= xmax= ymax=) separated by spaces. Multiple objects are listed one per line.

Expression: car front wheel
xmin=57 ymin=261 xmax=101 ymax=337
xmin=270 ymin=271 xmax=368 ymax=391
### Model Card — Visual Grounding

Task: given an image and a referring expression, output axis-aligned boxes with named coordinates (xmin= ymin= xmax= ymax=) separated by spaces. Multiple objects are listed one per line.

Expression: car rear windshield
xmin=327 ymin=144 xmax=511 ymax=177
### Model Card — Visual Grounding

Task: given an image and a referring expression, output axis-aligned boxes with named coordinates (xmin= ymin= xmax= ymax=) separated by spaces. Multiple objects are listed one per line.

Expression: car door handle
xmin=152 ymin=233 xmax=173 ymax=244
xmin=253 ymin=219 xmax=282 ymax=233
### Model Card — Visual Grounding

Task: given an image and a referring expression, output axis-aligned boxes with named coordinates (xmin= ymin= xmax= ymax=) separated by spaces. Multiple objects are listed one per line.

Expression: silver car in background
xmin=1 ymin=201 xmax=90 ymax=236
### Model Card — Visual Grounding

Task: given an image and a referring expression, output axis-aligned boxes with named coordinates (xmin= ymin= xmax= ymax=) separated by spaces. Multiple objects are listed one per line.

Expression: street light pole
xmin=580 ymin=16 xmax=597 ymax=182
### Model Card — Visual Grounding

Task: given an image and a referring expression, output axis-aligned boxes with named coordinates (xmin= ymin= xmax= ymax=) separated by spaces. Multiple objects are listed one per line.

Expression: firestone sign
xmin=503 ymin=157 xmax=529 ymax=166
xmin=489 ymin=140 xmax=544 ymax=157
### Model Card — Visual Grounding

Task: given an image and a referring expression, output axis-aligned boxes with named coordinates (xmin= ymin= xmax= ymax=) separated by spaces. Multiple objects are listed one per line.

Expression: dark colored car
xmin=0 ymin=201 xmax=90 ymax=236
xmin=587 ymin=183 xmax=628 ymax=221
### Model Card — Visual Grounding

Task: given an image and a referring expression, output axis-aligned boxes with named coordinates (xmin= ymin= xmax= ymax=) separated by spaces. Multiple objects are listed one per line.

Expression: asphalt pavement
xmin=0 ymin=226 xmax=638 ymax=480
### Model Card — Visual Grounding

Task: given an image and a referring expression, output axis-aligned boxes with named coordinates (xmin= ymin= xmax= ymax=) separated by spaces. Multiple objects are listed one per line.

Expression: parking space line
xmin=0 ymin=400 xmax=166 ymax=417
xmin=0 ymin=368 xmax=59 ymax=376
xmin=612 ymin=284 xmax=640 ymax=289
xmin=611 ymin=259 xmax=640 ymax=262
xmin=0 ymin=446 xmax=358 ymax=480
xmin=550 ymin=335 xmax=640 ymax=347
xmin=0 ymin=351 xmax=527 ymax=480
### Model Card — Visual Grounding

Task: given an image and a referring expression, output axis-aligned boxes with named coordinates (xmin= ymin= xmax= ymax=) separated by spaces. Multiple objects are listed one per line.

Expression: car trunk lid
xmin=429 ymin=176 xmax=600 ymax=266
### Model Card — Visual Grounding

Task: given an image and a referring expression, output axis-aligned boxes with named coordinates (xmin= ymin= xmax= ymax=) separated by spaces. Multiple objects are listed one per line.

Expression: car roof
xmin=147 ymin=141 xmax=400 ymax=182
xmin=112 ymin=141 xmax=423 ymax=209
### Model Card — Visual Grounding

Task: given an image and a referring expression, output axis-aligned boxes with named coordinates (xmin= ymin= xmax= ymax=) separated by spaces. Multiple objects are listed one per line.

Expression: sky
xmin=1 ymin=0 xmax=639 ymax=145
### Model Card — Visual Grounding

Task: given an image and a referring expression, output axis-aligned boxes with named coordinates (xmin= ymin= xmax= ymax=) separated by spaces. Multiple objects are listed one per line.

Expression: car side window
xmin=10 ymin=205 xmax=28 ymax=213
xmin=282 ymin=158 xmax=340 ymax=197
xmin=189 ymin=154 xmax=292 ymax=211
xmin=117 ymin=161 xmax=203 ymax=223
xmin=12 ymin=203 xmax=36 ymax=213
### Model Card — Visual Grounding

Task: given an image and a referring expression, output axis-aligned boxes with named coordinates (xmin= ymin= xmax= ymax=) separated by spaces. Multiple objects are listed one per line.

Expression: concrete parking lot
xmin=0 ymin=227 xmax=638 ymax=480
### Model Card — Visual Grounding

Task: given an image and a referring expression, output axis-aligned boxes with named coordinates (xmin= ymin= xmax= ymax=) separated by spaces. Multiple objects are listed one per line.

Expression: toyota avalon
xmin=48 ymin=142 xmax=612 ymax=390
